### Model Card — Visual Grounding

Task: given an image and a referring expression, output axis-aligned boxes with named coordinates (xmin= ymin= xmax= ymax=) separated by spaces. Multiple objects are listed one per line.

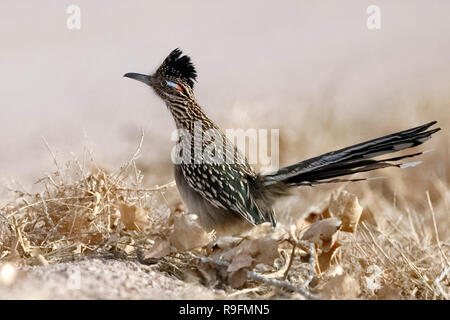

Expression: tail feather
xmin=285 ymin=152 xmax=419 ymax=185
xmin=261 ymin=121 xmax=440 ymax=187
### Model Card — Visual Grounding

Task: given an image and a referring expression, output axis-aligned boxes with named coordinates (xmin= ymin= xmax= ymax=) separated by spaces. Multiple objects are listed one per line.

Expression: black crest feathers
xmin=158 ymin=48 xmax=197 ymax=88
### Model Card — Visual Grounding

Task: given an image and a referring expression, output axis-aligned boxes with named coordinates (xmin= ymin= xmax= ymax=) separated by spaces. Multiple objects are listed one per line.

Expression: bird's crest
xmin=157 ymin=48 xmax=197 ymax=88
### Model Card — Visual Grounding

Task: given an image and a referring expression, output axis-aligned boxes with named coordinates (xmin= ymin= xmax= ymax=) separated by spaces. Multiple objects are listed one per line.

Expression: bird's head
xmin=124 ymin=48 xmax=197 ymax=101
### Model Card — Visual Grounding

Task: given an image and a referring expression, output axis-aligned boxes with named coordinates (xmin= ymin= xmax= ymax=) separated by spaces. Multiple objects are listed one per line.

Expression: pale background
xmin=1 ymin=0 xmax=449 ymax=186
xmin=1 ymin=1 xmax=449 ymax=300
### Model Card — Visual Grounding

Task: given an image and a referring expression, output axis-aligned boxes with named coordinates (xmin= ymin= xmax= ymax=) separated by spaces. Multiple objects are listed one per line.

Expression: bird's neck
xmin=167 ymin=100 xmax=219 ymax=134
xmin=168 ymin=99 xmax=242 ymax=166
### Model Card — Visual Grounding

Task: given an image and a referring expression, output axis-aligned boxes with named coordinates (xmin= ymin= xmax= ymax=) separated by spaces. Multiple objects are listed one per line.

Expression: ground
xmin=1 ymin=105 xmax=448 ymax=299
xmin=0 ymin=258 xmax=222 ymax=299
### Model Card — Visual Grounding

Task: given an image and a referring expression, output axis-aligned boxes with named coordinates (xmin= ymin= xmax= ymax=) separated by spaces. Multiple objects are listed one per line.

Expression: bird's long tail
xmin=261 ymin=121 xmax=440 ymax=187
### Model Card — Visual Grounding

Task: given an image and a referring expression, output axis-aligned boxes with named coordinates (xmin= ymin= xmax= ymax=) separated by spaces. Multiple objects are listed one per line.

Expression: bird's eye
xmin=165 ymin=80 xmax=178 ymax=88
xmin=164 ymin=80 xmax=186 ymax=95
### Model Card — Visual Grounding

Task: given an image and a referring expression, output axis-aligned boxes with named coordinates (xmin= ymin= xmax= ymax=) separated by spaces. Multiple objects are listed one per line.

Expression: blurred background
xmin=0 ymin=0 xmax=449 ymax=194
xmin=1 ymin=2 xmax=449 ymax=299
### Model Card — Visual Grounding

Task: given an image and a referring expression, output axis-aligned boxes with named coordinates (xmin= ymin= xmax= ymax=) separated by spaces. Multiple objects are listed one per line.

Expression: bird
xmin=124 ymin=48 xmax=441 ymax=235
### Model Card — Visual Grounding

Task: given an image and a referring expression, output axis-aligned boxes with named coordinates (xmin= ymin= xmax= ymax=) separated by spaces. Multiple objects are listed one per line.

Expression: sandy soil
xmin=0 ymin=257 xmax=222 ymax=300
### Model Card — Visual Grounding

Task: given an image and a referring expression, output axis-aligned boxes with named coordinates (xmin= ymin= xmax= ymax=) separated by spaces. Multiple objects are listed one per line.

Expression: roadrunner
xmin=124 ymin=48 xmax=440 ymax=235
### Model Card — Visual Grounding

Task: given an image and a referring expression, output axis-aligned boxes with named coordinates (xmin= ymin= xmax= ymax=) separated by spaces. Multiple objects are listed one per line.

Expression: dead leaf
xmin=228 ymin=253 xmax=253 ymax=272
xmin=317 ymin=241 xmax=341 ymax=272
xmin=221 ymin=235 xmax=280 ymax=269
xmin=301 ymin=217 xmax=342 ymax=247
xmin=228 ymin=269 xmax=247 ymax=288
xmin=116 ymin=203 xmax=149 ymax=231
xmin=221 ymin=240 xmax=257 ymax=263
xmin=215 ymin=236 xmax=242 ymax=250
xmin=143 ymin=238 xmax=171 ymax=259
xmin=169 ymin=213 xmax=212 ymax=250
xmin=255 ymin=236 xmax=280 ymax=265
xmin=328 ymin=191 xmax=362 ymax=233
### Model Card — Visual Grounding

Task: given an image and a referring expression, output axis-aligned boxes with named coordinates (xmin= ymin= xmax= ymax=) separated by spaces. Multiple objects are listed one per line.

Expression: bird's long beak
xmin=123 ymin=73 xmax=152 ymax=86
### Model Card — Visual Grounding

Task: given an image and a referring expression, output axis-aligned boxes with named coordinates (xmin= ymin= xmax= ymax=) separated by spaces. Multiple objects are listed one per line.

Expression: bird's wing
xmin=180 ymin=163 xmax=275 ymax=226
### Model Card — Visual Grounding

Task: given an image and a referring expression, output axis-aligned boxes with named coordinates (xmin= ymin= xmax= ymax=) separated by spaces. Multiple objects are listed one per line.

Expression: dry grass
xmin=0 ymin=134 xmax=175 ymax=265
xmin=0 ymin=104 xmax=448 ymax=300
